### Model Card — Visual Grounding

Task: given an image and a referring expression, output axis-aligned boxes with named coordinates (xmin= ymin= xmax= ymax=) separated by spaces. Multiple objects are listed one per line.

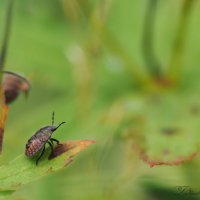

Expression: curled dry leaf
xmin=49 ymin=140 xmax=96 ymax=160
xmin=2 ymin=71 xmax=30 ymax=104
xmin=0 ymin=139 xmax=96 ymax=192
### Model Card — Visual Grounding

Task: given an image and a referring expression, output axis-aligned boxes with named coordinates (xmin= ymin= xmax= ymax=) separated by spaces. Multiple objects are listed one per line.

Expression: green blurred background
xmin=1 ymin=0 xmax=200 ymax=199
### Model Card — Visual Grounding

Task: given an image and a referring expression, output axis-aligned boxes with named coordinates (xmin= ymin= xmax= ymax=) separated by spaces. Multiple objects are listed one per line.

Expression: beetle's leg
xmin=52 ymin=112 xmax=55 ymax=126
xmin=50 ymin=138 xmax=60 ymax=146
xmin=48 ymin=141 xmax=54 ymax=155
xmin=49 ymin=139 xmax=54 ymax=146
xmin=36 ymin=145 xmax=46 ymax=166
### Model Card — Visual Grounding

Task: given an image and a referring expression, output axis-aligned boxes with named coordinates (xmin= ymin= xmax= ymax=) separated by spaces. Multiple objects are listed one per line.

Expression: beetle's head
xmin=51 ymin=112 xmax=66 ymax=133
xmin=50 ymin=125 xmax=57 ymax=132
xmin=51 ymin=122 xmax=66 ymax=132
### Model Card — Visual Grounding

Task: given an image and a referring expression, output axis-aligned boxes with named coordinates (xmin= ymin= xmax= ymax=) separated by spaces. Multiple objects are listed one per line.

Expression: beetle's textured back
xmin=25 ymin=126 xmax=54 ymax=157
xmin=35 ymin=126 xmax=53 ymax=141
xmin=25 ymin=137 xmax=44 ymax=157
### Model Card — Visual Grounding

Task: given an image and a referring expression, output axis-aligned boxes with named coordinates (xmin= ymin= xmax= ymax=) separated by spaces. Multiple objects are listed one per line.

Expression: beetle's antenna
xmin=54 ymin=122 xmax=66 ymax=131
xmin=52 ymin=112 xmax=55 ymax=126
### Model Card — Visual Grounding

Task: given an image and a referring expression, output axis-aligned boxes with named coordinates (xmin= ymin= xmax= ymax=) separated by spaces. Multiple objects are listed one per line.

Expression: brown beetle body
xmin=25 ymin=126 xmax=54 ymax=157
xmin=25 ymin=113 xmax=65 ymax=165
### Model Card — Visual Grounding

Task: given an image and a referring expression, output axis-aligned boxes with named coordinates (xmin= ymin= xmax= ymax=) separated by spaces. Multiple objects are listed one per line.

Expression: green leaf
xmin=0 ymin=140 xmax=95 ymax=193
xmin=104 ymin=92 xmax=200 ymax=166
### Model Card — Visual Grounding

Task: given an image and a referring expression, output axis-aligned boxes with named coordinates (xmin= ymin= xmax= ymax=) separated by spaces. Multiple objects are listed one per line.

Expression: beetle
xmin=25 ymin=112 xmax=65 ymax=165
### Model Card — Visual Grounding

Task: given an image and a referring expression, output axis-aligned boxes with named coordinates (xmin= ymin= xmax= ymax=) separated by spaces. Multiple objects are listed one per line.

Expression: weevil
xmin=25 ymin=112 xmax=65 ymax=165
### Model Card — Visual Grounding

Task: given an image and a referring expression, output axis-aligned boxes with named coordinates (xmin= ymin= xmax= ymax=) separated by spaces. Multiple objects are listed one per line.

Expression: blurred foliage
xmin=0 ymin=0 xmax=200 ymax=199
xmin=0 ymin=140 xmax=95 ymax=193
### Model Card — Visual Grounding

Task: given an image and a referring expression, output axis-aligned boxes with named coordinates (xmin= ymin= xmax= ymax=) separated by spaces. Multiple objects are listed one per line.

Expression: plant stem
xmin=142 ymin=0 xmax=161 ymax=79
xmin=0 ymin=0 xmax=14 ymax=156
xmin=0 ymin=106 xmax=8 ymax=154
xmin=167 ymin=0 xmax=195 ymax=81
xmin=0 ymin=0 xmax=14 ymax=70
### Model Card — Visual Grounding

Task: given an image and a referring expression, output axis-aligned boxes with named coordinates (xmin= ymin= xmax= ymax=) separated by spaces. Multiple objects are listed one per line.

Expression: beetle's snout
xmin=51 ymin=126 xmax=57 ymax=132
xmin=51 ymin=122 xmax=66 ymax=133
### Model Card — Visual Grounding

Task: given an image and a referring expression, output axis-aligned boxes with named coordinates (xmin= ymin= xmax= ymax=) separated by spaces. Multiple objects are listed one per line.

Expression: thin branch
xmin=142 ymin=0 xmax=161 ymax=78
xmin=0 ymin=0 xmax=14 ymax=70
xmin=167 ymin=0 xmax=195 ymax=80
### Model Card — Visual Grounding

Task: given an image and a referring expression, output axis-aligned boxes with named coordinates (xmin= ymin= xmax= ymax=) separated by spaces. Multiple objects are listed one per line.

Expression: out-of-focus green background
xmin=1 ymin=0 xmax=200 ymax=199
